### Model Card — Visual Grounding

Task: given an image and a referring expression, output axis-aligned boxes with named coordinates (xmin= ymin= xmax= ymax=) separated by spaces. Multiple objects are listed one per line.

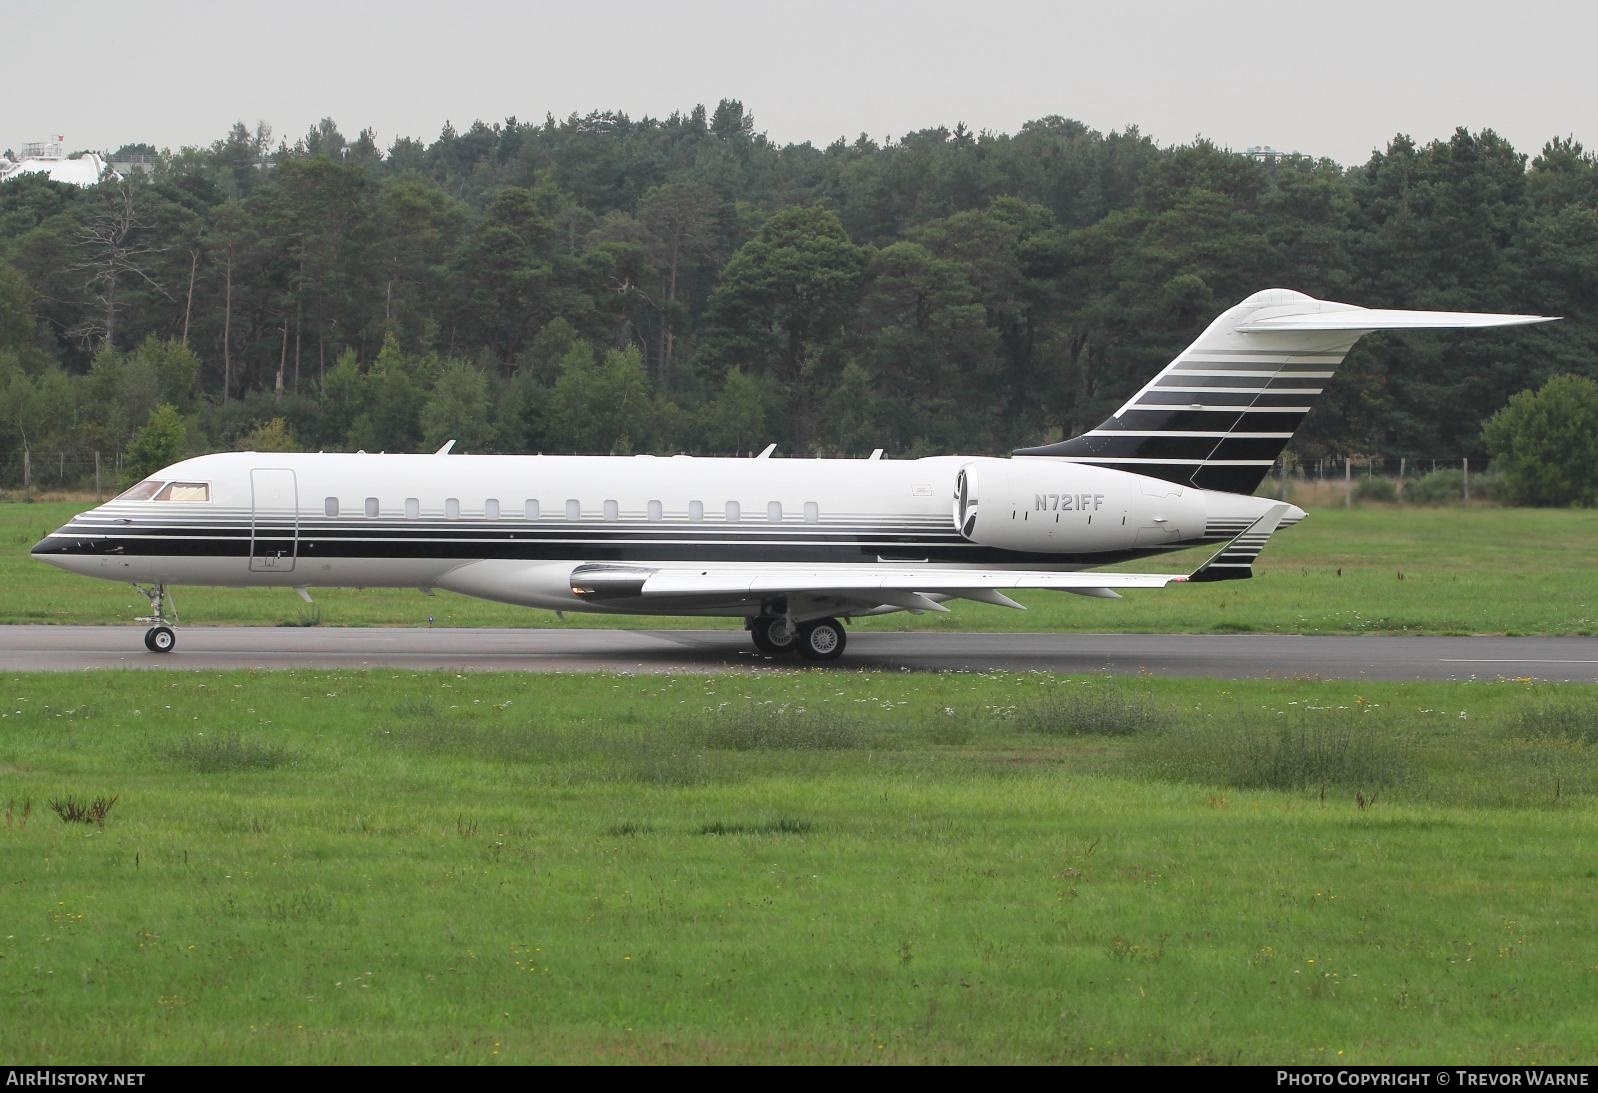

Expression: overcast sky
xmin=5 ymin=0 xmax=1592 ymax=167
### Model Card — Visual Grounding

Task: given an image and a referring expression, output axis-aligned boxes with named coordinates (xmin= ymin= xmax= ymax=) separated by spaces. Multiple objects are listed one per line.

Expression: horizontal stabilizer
xmin=1238 ymin=309 xmax=1556 ymax=332
xmin=1187 ymin=503 xmax=1290 ymax=583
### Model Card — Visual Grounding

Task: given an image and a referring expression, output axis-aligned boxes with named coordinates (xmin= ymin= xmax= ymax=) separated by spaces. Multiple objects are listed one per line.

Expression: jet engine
xmin=953 ymin=457 xmax=1207 ymax=554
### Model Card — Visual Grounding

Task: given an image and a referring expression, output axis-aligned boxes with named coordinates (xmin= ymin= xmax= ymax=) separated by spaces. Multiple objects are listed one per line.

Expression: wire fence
xmin=1268 ymin=456 xmax=1489 ymax=505
xmin=1287 ymin=456 xmax=1487 ymax=481
xmin=0 ymin=451 xmax=125 ymax=498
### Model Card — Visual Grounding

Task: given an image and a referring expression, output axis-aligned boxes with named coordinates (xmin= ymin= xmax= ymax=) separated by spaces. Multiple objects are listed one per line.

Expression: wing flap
xmin=636 ymin=568 xmax=1185 ymax=598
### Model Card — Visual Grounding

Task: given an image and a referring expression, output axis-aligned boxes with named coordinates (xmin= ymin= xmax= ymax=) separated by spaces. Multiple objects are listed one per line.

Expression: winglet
xmin=1188 ymin=504 xmax=1291 ymax=583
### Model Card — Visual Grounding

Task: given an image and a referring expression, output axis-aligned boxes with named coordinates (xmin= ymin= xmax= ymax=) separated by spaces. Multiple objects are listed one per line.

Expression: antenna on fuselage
xmin=755 ymin=443 xmax=776 ymax=459
xmin=435 ymin=440 xmax=456 ymax=455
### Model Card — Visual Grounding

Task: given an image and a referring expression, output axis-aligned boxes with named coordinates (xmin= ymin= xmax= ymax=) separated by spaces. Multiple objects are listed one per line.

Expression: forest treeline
xmin=1 ymin=102 xmax=1593 ymax=468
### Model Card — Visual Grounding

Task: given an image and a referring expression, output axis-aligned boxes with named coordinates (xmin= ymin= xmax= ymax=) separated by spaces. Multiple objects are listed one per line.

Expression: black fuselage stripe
xmin=37 ymin=531 xmax=1191 ymax=568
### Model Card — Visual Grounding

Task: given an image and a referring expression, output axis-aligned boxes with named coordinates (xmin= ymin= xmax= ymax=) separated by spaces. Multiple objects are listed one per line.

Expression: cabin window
xmin=324 ymin=497 xmax=339 ymax=517
xmin=485 ymin=499 xmax=500 ymax=520
xmin=565 ymin=499 xmax=581 ymax=521
xmin=115 ymin=480 xmax=164 ymax=502
xmin=405 ymin=497 xmax=420 ymax=519
xmin=688 ymin=500 xmax=704 ymax=522
xmin=603 ymin=500 xmax=619 ymax=522
xmin=364 ymin=497 xmax=380 ymax=518
xmin=767 ymin=501 xmax=783 ymax=524
xmin=154 ymin=482 xmax=210 ymax=503
xmin=725 ymin=501 xmax=741 ymax=523
xmin=804 ymin=501 xmax=820 ymax=524
xmin=444 ymin=498 xmax=460 ymax=520
xmin=525 ymin=499 xmax=540 ymax=520
xmin=647 ymin=500 xmax=663 ymax=522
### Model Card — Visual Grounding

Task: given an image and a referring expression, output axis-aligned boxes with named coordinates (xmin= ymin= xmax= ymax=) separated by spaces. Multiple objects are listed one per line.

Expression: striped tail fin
xmin=1015 ymin=289 xmax=1556 ymax=494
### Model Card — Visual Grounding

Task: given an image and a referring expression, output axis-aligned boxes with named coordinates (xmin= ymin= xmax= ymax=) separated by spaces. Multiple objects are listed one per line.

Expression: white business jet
xmin=32 ymin=289 xmax=1554 ymax=659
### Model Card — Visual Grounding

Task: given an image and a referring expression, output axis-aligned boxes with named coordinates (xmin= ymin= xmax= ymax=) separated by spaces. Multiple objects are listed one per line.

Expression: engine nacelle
xmin=953 ymin=457 xmax=1208 ymax=554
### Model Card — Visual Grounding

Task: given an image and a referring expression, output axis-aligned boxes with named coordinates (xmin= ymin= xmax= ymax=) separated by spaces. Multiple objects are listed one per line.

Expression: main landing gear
xmin=750 ymin=614 xmax=798 ymax=655
xmin=135 ymin=584 xmax=177 ymax=654
xmin=748 ymin=615 xmax=847 ymax=662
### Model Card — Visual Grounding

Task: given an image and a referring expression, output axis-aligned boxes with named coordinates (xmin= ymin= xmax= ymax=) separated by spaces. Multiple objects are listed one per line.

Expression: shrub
xmin=1470 ymin=473 xmax=1506 ymax=502
xmin=1405 ymin=469 xmax=1466 ymax=505
xmin=698 ymin=818 xmax=813 ymax=836
xmin=1353 ymin=476 xmax=1398 ymax=503
xmin=1136 ymin=707 xmax=1409 ymax=792
xmin=1012 ymin=683 xmax=1175 ymax=737
xmin=698 ymin=706 xmax=863 ymax=750
xmin=123 ymin=403 xmax=188 ymax=485
xmin=1507 ymin=696 xmax=1598 ymax=744
xmin=1482 ymin=374 xmax=1598 ymax=506
xmin=50 ymin=795 xmax=119 ymax=826
xmin=160 ymin=734 xmax=297 ymax=772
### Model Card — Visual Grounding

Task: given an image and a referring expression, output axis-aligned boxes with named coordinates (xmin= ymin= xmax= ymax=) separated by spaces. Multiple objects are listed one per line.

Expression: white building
xmin=0 ymin=137 xmax=119 ymax=186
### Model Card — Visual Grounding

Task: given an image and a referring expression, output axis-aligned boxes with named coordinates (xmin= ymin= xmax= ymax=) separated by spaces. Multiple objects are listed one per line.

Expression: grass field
xmin=2 ymin=668 xmax=1596 ymax=1064
xmin=7 ymin=500 xmax=1597 ymax=635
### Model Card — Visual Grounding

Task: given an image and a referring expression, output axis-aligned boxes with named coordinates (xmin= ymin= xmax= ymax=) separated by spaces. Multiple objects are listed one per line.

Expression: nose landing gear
xmin=134 ymin=584 xmax=178 ymax=654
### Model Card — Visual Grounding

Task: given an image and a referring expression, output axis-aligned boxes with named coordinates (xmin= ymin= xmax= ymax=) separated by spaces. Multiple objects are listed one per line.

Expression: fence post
xmin=94 ymin=451 xmax=102 ymax=502
xmin=1462 ymin=457 xmax=1470 ymax=503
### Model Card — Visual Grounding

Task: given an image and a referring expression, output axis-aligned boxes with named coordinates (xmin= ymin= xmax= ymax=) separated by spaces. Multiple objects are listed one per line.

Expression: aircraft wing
xmin=572 ymin=505 xmax=1290 ymax=613
xmin=636 ymin=565 xmax=1184 ymax=611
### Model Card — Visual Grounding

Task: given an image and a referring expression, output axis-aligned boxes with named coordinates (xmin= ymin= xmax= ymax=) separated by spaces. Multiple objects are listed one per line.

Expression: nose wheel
xmin=134 ymin=584 xmax=178 ymax=654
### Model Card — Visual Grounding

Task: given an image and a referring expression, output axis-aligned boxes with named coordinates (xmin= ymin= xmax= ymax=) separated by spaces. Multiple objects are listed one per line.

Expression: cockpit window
xmin=153 ymin=482 xmax=210 ymax=502
xmin=115 ymin=480 xmax=164 ymax=501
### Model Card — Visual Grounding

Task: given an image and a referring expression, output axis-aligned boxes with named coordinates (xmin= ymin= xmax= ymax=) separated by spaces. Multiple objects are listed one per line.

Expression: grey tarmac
xmin=1 ymin=625 xmax=1596 ymax=681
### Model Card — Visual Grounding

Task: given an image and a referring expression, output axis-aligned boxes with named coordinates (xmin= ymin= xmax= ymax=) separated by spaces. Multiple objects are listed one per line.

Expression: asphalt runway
xmin=1 ymin=625 xmax=1596 ymax=681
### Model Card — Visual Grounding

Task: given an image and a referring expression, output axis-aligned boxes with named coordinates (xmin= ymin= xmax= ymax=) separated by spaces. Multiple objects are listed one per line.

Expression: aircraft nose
xmin=33 ymin=531 xmax=63 ymax=561
xmin=31 ymin=527 xmax=82 ymax=569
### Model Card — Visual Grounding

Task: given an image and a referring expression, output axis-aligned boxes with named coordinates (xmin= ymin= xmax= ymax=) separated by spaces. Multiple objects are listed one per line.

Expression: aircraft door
xmin=250 ymin=468 xmax=299 ymax=572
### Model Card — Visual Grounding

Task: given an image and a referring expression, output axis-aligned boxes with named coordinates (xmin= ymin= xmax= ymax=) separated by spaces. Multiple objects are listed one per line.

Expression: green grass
xmin=8 ymin=500 xmax=1596 ymax=635
xmin=2 ymin=668 xmax=1596 ymax=1063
